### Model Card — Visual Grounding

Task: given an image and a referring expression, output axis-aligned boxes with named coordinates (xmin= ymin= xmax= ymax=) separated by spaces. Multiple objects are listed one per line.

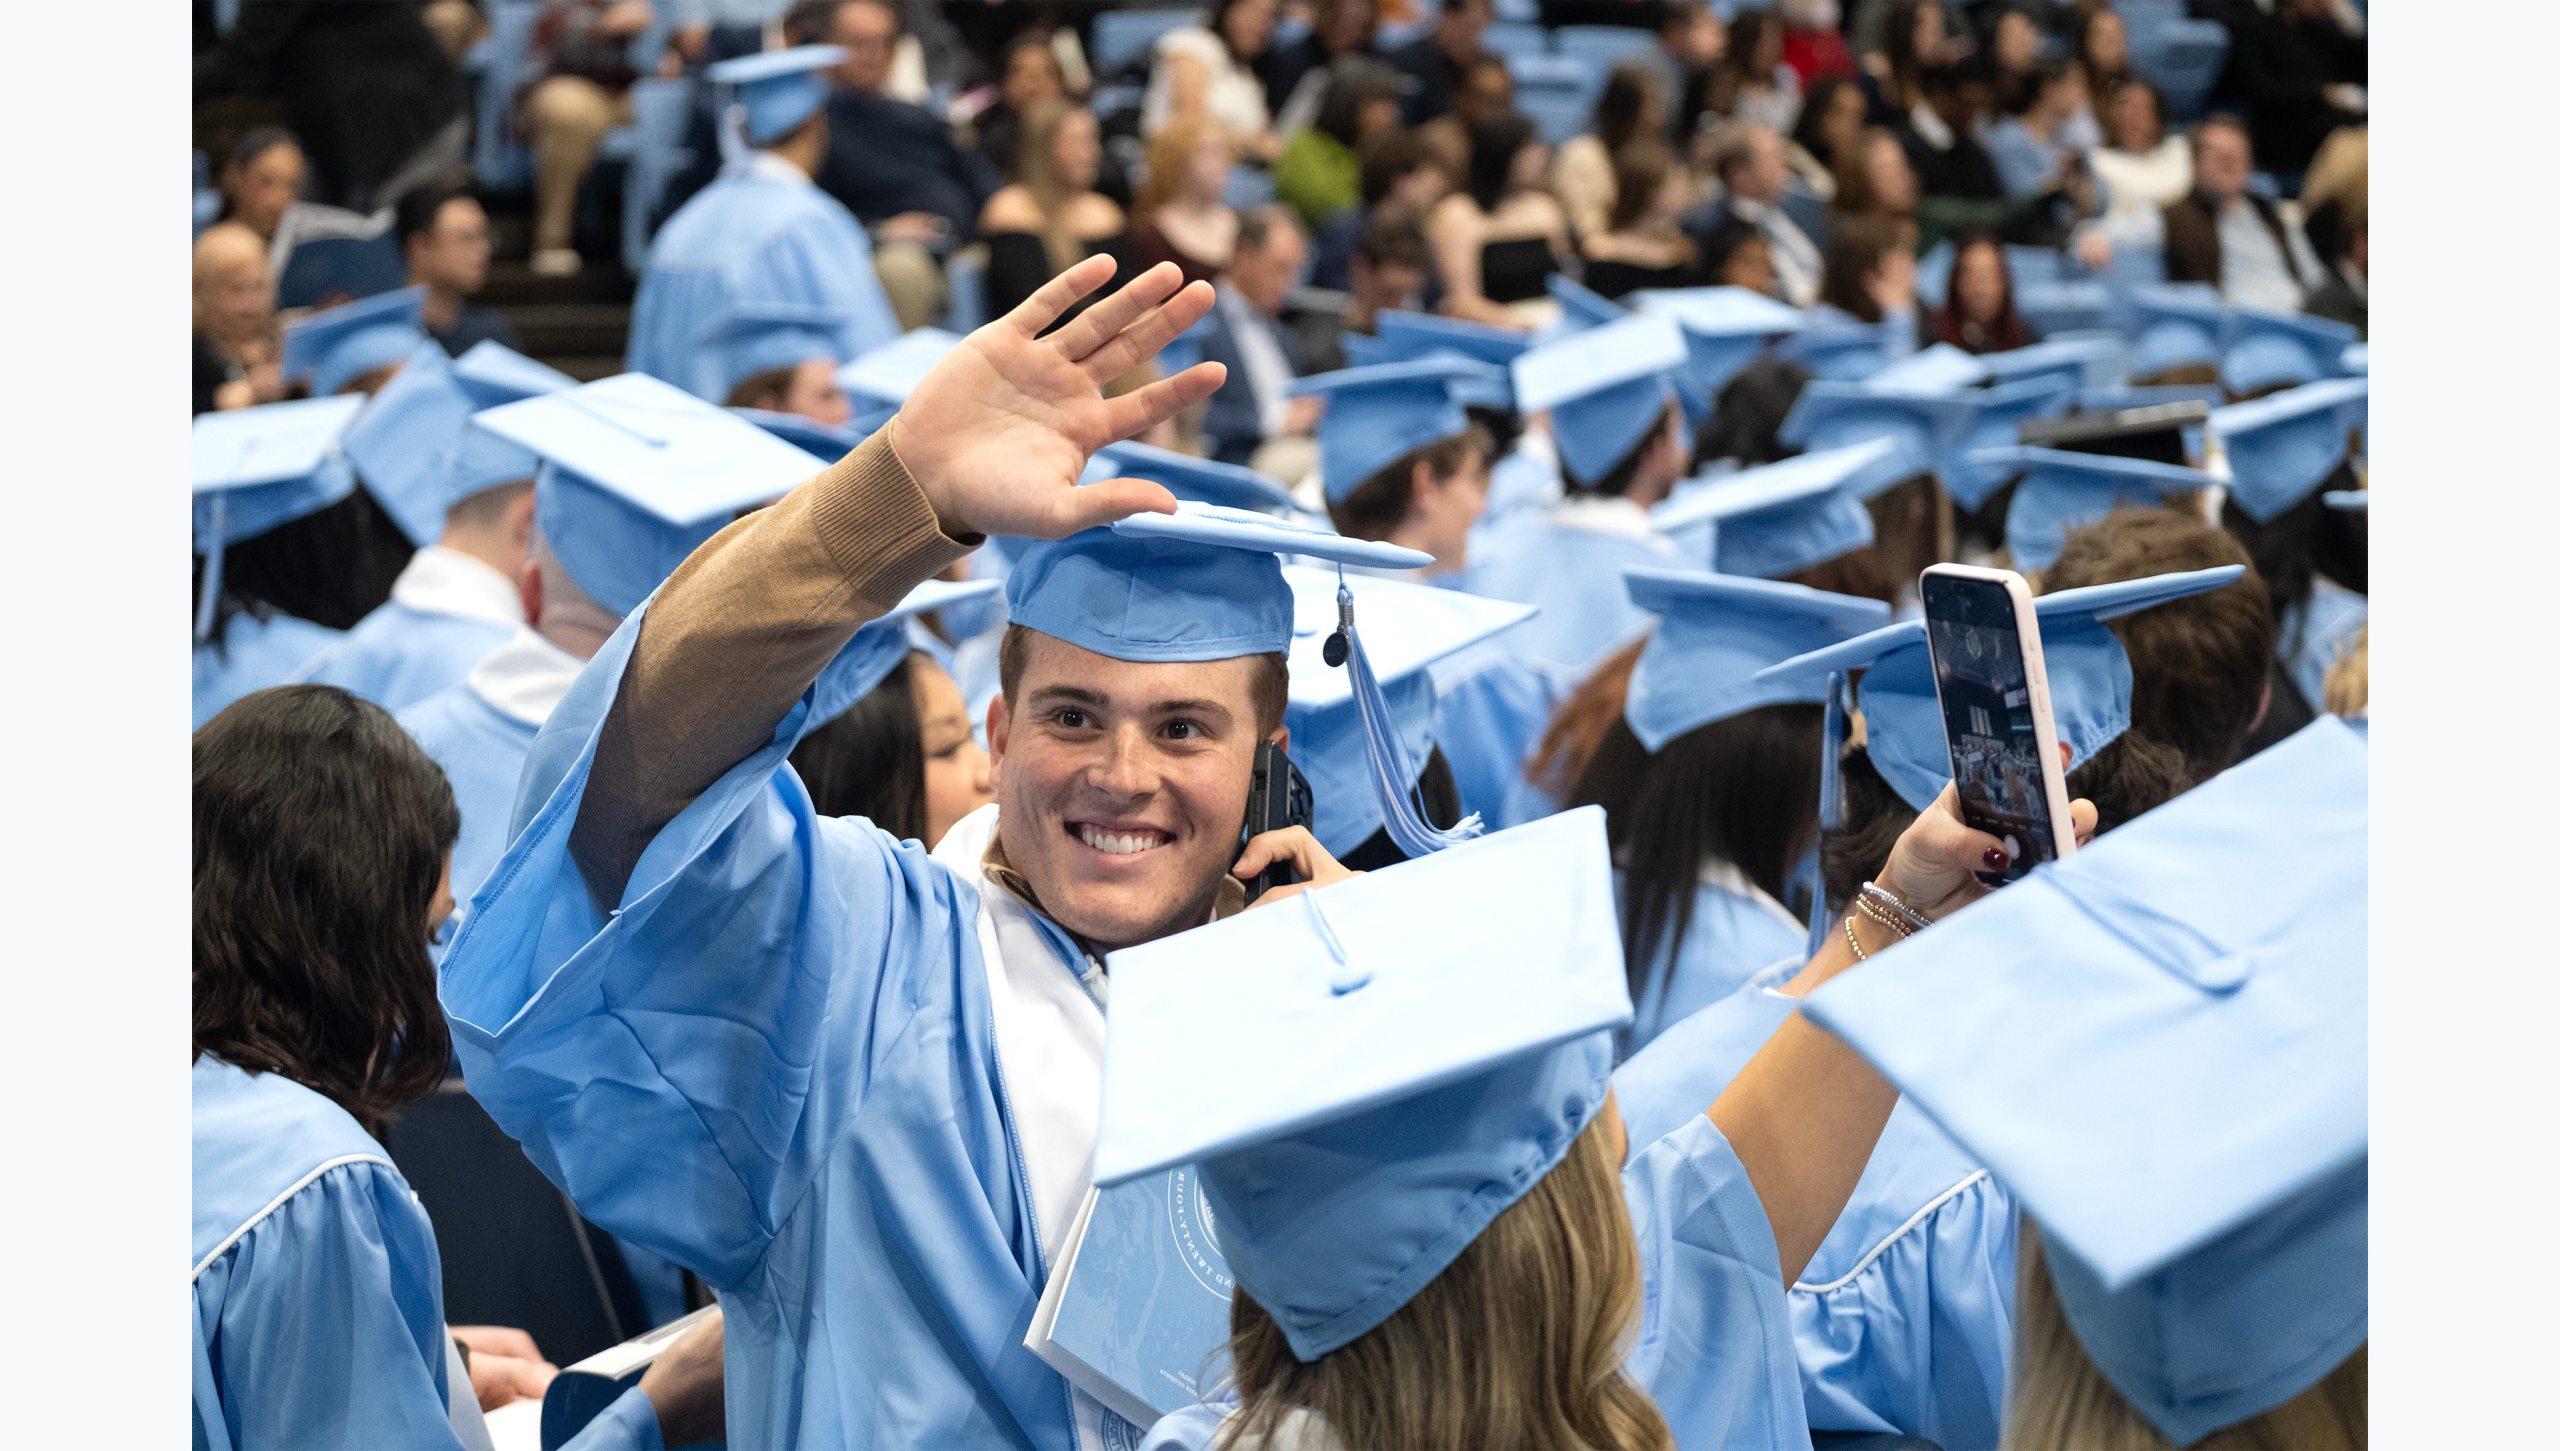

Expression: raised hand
xmin=890 ymin=256 xmax=1229 ymax=541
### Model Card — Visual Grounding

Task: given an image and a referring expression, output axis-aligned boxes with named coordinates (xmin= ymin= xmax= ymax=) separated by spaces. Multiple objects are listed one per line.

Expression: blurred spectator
xmin=1930 ymin=232 xmax=2038 ymax=352
xmin=2089 ymin=78 xmax=2192 ymax=223
xmin=521 ymin=1 xmax=653 ymax=277
xmin=1426 ymin=111 xmax=1573 ymax=326
xmin=978 ymin=102 xmax=1130 ymax=325
xmin=215 ymin=128 xmax=306 ymax=246
xmin=808 ymin=0 xmax=1000 ymax=330
xmin=195 ymin=0 xmax=468 ymax=215
xmin=1658 ymin=2 xmax=1731 ymax=143
xmin=1275 ymin=57 xmax=1409 ymax=232
xmin=2209 ymin=0 xmax=2367 ymax=178
xmin=1696 ymin=214 xmax=1779 ymax=296
xmin=2159 ymin=116 xmax=2321 ymax=312
xmin=1897 ymin=59 xmax=2013 ymax=234
xmin=1778 ymin=0 xmax=1857 ymax=87
xmin=1414 ymin=54 xmax=1515 ymax=182
xmin=2297 ymin=125 xmax=2368 ymax=278
xmin=1832 ymin=125 xmax=1922 ymax=228
xmin=1702 ymin=8 xmax=1801 ymax=134
xmin=1297 ymin=214 xmax=1433 ymax=374
xmin=1387 ymin=0 xmax=1497 ymax=125
xmin=194 ymin=222 xmax=286 ymax=415
xmin=1310 ymin=129 xmax=1454 ymax=292
xmin=1985 ymin=60 xmax=2098 ymax=201
xmin=2301 ymin=207 xmax=2365 ymax=337
xmin=397 ymin=180 xmax=521 ymax=355
xmin=1264 ymin=0 xmax=1384 ymax=124
xmin=725 ymin=354 xmax=856 ymax=426
xmin=1130 ymin=118 xmax=1241 ymax=289
xmin=1194 ymin=206 xmax=1314 ymax=467
xmin=1581 ymin=141 xmax=1705 ymax=298
xmin=972 ymin=33 xmax=1072 ymax=181
xmin=1144 ymin=0 xmax=1281 ymax=163
xmin=2071 ymin=5 xmax=2134 ymax=109
xmin=1786 ymin=73 xmax=1869 ymax=200
xmin=1861 ymin=0 xmax=1958 ymax=124
xmin=1817 ymin=213 xmax=1921 ymax=331
xmin=1982 ymin=3 xmax=2047 ymax=117
xmin=1689 ymin=123 xmax=1824 ymax=306
xmin=420 ymin=0 xmax=487 ymax=61
xmin=1556 ymin=63 xmax=1671 ymax=244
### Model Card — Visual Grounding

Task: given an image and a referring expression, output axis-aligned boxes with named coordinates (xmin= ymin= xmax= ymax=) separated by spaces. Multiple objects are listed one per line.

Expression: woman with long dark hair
xmin=192 ymin=686 xmax=720 ymax=1449
xmin=1931 ymin=231 xmax=2039 ymax=353
xmin=788 ymin=650 xmax=994 ymax=848
xmin=1424 ymin=109 xmax=1572 ymax=326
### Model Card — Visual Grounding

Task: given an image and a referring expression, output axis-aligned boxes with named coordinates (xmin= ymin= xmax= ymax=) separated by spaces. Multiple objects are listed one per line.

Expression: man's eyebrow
xmin=1150 ymin=699 xmax=1236 ymax=722
xmin=1024 ymin=685 xmax=1108 ymax=708
xmin=1020 ymin=686 xmax=1235 ymax=722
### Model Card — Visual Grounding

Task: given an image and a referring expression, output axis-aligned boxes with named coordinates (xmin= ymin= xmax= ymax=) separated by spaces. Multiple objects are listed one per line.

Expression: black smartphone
xmin=1919 ymin=565 xmax=2076 ymax=886
xmin=1239 ymin=740 xmax=1310 ymax=903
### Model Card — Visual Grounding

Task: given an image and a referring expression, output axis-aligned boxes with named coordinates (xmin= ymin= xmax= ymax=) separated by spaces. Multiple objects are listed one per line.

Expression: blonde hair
xmin=1012 ymin=99 xmax=1093 ymax=274
xmin=1218 ymin=1113 xmax=1671 ymax=1451
xmin=2002 ymin=1222 xmax=2367 ymax=1451
xmin=1139 ymin=115 xmax=1232 ymax=214
xmin=2323 ymin=626 xmax=2367 ymax=720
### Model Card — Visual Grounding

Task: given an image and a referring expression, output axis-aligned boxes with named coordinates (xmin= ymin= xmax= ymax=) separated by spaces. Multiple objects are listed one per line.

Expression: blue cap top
xmin=451 ymin=340 xmax=580 ymax=404
xmin=1778 ymin=381 xmax=1981 ymax=473
xmin=1630 ymin=286 xmax=1806 ymax=418
xmin=1773 ymin=319 xmax=1902 ymax=382
xmin=345 ymin=340 xmax=564 ymax=547
xmin=1547 ymin=274 xmax=1627 ymax=331
xmin=2126 ymin=284 xmax=2226 ymax=379
xmin=1652 ymin=438 xmax=1910 ymax=579
xmin=2323 ymin=489 xmax=2367 ymax=512
xmin=730 ymin=407 xmax=869 ymax=460
xmin=2074 ymin=383 xmax=2223 ymax=413
xmin=1373 ymin=309 xmax=1534 ymax=370
xmin=706 ymin=44 xmax=847 ymax=146
xmin=473 ymin=372 xmax=830 ymax=615
xmin=1864 ymin=342 xmax=1992 ymax=395
xmin=1092 ymin=807 xmax=1632 ymax=1360
xmin=2219 ymin=307 xmax=2359 ymax=398
xmin=1966 ymin=445 xmax=2219 ymax=571
xmin=712 ymin=301 xmax=854 ymax=394
xmin=1938 ymin=375 xmax=2083 ymax=510
xmin=1757 ymin=565 xmax=2246 ymax=811
xmin=2210 ymin=378 xmax=2368 ymax=523
xmin=193 ymin=395 xmax=366 ymax=551
xmin=807 ymin=577 xmax=1007 ymax=728
xmin=282 ymin=286 xmax=429 ymax=396
xmin=1801 ymin=718 xmax=2367 ymax=1446
xmin=1089 ymin=440 xmax=1302 ymax=515
xmin=1510 ymin=311 xmax=1689 ymax=483
xmin=836 ymin=326 xmax=963 ymax=408
xmin=1623 ymin=567 xmax=1892 ymax=748
xmin=1290 ymin=358 xmax=1483 ymax=504
xmin=1974 ymin=333 xmax=2125 ymax=391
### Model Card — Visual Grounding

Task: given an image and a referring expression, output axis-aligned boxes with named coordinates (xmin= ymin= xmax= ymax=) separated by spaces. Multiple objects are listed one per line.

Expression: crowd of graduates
xmin=191 ymin=3 xmax=2369 ymax=1449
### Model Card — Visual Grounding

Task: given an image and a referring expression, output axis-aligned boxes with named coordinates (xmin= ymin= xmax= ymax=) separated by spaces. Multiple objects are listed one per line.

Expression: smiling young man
xmin=437 ymin=258 xmax=1395 ymax=1449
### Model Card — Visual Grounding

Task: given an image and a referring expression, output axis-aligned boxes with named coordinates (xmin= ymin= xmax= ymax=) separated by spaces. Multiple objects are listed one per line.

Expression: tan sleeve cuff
xmin=803 ymin=419 xmax=979 ymax=613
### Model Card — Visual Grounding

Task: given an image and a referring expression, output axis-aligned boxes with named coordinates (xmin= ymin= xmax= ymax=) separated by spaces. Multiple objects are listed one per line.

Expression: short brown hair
xmin=2038 ymin=506 xmax=2275 ymax=777
xmin=1325 ymin=424 xmax=1490 ymax=541
xmin=997 ymin=624 xmax=1289 ymax=735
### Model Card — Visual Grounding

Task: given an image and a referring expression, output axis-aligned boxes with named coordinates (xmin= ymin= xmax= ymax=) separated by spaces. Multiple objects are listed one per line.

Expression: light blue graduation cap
xmin=2219 ymin=307 xmax=2358 ymax=398
xmin=807 ymin=576 xmax=1007 ymax=728
xmin=1623 ymin=567 xmax=1892 ymax=749
xmin=1651 ymin=437 xmax=1909 ymax=579
xmin=2127 ymin=285 xmax=2226 ymax=379
xmin=1864 ymin=342 xmax=1990 ymax=395
xmin=836 ymin=326 xmax=962 ymax=410
xmin=1800 ymin=718 xmax=2367 ymax=1446
xmin=1547 ymin=274 xmax=1627 ymax=331
xmin=713 ymin=300 xmax=852 ymax=394
xmin=474 ymin=372 xmax=830 ymax=616
xmin=281 ymin=285 xmax=428 ymax=396
xmin=2340 ymin=341 xmax=2367 ymax=376
xmin=1975 ymin=333 xmax=2125 ymax=392
xmin=1373 ymin=309 xmax=1533 ymax=373
xmin=2210 ymin=377 xmax=2368 ymax=524
xmin=1007 ymin=503 xmax=1478 ymax=857
xmin=1778 ymin=381 xmax=1979 ymax=476
xmin=191 ymin=395 xmax=366 ymax=638
xmin=730 ymin=406 xmax=867 ymax=459
xmin=1509 ymin=310 xmax=1688 ymax=484
xmin=1630 ymin=286 xmax=1806 ymax=418
xmin=452 ymin=340 xmax=580 ymax=403
xmin=1089 ymin=439 xmax=1301 ymax=515
xmin=1279 ymin=567 xmax=1533 ymax=856
xmin=1967 ymin=445 xmax=2218 ymax=571
xmin=2324 ymin=489 xmax=2367 ymax=512
xmin=1774 ymin=319 xmax=1900 ymax=382
xmin=1289 ymin=358 xmax=1484 ymax=504
xmin=1091 ymin=806 xmax=1631 ymax=1360
xmin=345 ymin=340 xmax=558 ymax=548
xmin=2075 ymin=383 xmax=2222 ymax=413
xmin=1939 ymin=374 xmax=2082 ymax=510
xmin=706 ymin=44 xmax=846 ymax=147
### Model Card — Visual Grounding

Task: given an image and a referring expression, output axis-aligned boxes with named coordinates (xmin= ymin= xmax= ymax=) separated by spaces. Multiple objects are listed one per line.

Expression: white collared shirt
xmin=465 ymin=628 xmax=589 ymax=729
xmin=391 ymin=546 xmax=523 ymax=631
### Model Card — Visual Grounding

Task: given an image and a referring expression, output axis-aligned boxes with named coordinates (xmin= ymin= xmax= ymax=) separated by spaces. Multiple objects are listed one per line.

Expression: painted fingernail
xmin=1983 ymin=848 xmax=2009 ymax=870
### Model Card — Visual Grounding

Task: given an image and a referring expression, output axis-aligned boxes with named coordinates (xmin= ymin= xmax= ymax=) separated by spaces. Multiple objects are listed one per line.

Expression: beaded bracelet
xmin=1858 ymin=881 xmax=1933 ymax=937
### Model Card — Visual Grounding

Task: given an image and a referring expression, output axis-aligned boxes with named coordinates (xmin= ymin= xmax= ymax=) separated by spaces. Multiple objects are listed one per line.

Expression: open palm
xmin=891 ymin=256 xmax=1228 ymax=541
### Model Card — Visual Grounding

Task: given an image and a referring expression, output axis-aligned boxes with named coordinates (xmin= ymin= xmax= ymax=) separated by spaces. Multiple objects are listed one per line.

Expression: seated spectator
xmin=969 ymin=32 xmax=1071 ymax=181
xmin=808 ymin=0 xmax=1000 ymax=330
xmin=1557 ymin=63 xmax=1671 ymax=245
xmin=1129 ymin=116 xmax=1240 ymax=290
xmin=1786 ymin=73 xmax=1870 ymax=201
xmin=1982 ymin=3 xmax=2047 ymax=117
xmin=2302 ymin=206 xmax=2366 ymax=337
xmin=1581 ymin=141 xmax=1706 ymax=299
xmin=1263 ymin=0 xmax=1383 ymax=124
xmin=1778 ymin=0 xmax=1857 ymax=86
xmin=2297 ymin=123 xmax=2368 ymax=279
xmin=2217 ymin=0 xmax=2367 ymax=178
xmin=978 ymin=101 xmax=1130 ymax=325
xmin=1817 ymin=212 xmax=1921 ymax=336
xmin=1897 ymin=56 xmax=2005 ymax=204
xmin=520 ymin=0 xmax=653 ymax=276
xmin=1302 ymin=215 xmax=1433 ymax=373
xmin=1697 ymin=214 xmax=1781 ymax=297
xmin=1193 ymin=206 xmax=1316 ymax=468
xmin=788 ymin=650 xmax=994 ymax=846
xmin=1144 ymin=0 xmax=1281 ymax=163
xmin=1386 ymin=0 xmax=1495 ymax=125
xmin=1309 ymin=129 xmax=1454 ymax=293
xmin=1931 ymin=231 xmax=2038 ymax=353
xmin=1688 ymin=122 xmax=1826 ymax=306
xmin=195 ymin=0 xmax=467 ymax=214
xmin=723 ymin=351 xmax=856 ymax=427
xmin=1274 ymin=57 xmax=1408 ymax=233
xmin=214 ymin=128 xmax=306 ymax=246
xmin=2160 ymin=115 xmax=2323 ymax=312
xmin=2089 ymin=78 xmax=2193 ymax=223
xmin=1831 ymin=125 xmax=1923 ymax=237
xmin=1701 ymin=8 xmax=1802 ymax=135
xmin=1986 ymin=60 xmax=2102 ymax=202
xmin=397 ymin=179 xmax=520 ymax=355
xmin=1426 ymin=111 xmax=1574 ymax=326
xmin=2072 ymin=4 xmax=2135 ymax=109
xmin=1413 ymin=52 xmax=1514 ymax=183
xmin=1660 ymin=1 xmax=1732 ymax=143
xmin=194 ymin=222 xmax=285 ymax=415
xmin=1860 ymin=0 xmax=1956 ymax=124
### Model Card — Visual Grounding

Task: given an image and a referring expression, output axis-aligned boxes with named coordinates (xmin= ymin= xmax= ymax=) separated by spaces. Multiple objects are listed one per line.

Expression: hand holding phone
xmin=1919 ymin=565 xmax=2075 ymax=886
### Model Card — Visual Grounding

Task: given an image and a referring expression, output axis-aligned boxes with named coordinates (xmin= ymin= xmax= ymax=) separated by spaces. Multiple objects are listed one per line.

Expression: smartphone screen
xmin=1921 ymin=571 xmax=2064 ymax=882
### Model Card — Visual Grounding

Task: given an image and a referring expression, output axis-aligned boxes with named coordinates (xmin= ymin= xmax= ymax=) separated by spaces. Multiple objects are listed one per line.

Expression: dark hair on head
xmin=1698 ymin=214 xmax=1771 ymax=285
xmin=1694 ymin=358 xmax=1811 ymax=467
xmin=1605 ymin=138 xmax=1681 ymax=233
xmin=1318 ymin=56 xmax=1407 ymax=146
xmin=194 ymin=685 xmax=459 ymax=1132
xmin=2067 ymin=723 xmax=2195 ymax=833
xmin=1919 ymin=53 xmax=1997 ymax=101
xmin=1352 ymin=211 xmax=1431 ymax=272
xmin=2010 ymin=57 xmax=2075 ymax=116
xmin=1831 ymin=127 xmax=1916 ymax=220
xmin=1357 ymin=129 xmax=1438 ymax=208
xmin=2040 ymin=507 xmax=2277 ymax=778
xmin=197 ymin=490 xmax=414 ymax=650
xmin=1235 ymin=202 xmax=1301 ymax=254
xmin=1463 ymin=109 xmax=1538 ymax=212
xmin=723 ymin=363 xmax=804 ymax=412
xmin=1563 ymin=402 xmax=1678 ymax=497
xmin=1568 ymin=705 xmax=1824 ymax=996
xmin=225 ymin=126 xmax=302 ymax=176
xmin=1209 ymin=0 xmax=1271 ymax=55
xmin=1594 ymin=62 xmax=1663 ymax=153
xmin=1326 ymin=423 xmax=1490 ymax=540
xmin=1819 ymin=211 xmax=1911 ymax=322
xmin=393 ymin=174 xmax=479 ymax=247
xmin=1882 ymin=0 xmax=1946 ymax=82
xmin=781 ymin=0 xmax=839 ymax=45
xmin=1819 ymin=744 xmax=1916 ymax=923
xmin=1725 ymin=8 xmax=1780 ymax=81
xmin=790 ymin=653 xmax=927 ymax=837
xmin=2220 ymin=463 xmax=2366 ymax=621
xmin=1790 ymin=74 xmax=1861 ymax=163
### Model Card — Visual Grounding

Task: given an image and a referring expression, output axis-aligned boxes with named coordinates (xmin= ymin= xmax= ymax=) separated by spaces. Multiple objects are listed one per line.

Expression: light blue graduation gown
xmin=627 ymin=154 xmax=901 ymax=401
xmin=193 ymin=610 xmax=345 ymax=728
xmin=192 ymin=1056 xmax=663 ymax=1451
xmin=1461 ymin=499 xmax=1674 ymax=682
xmin=2284 ymin=574 xmax=2367 ymax=711
xmin=297 ymin=546 xmax=525 ymax=711
xmin=1427 ymin=643 xmax=1569 ymax=834
xmin=1614 ymin=962 xmax=2018 ymax=1450
xmin=1135 ymin=1115 xmax=1813 ymax=1451
xmin=1623 ymin=871 xmax=1807 ymax=1057
xmin=399 ymin=678 xmax=539 ymax=903
xmin=438 ymin=605 xmax=1106 ymax=1450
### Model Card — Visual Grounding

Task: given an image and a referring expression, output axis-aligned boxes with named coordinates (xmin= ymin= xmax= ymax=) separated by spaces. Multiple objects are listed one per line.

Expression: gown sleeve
xmin=197 ymin=1160 xmax=466 ymax=1451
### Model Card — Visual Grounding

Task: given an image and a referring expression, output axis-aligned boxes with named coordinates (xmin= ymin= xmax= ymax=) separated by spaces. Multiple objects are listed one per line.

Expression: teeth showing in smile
xmin=1076 ymin=824 xmax=1169 ymax=857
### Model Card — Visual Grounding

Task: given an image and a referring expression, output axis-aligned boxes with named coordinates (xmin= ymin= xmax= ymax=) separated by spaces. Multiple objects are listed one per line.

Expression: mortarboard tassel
xmin=195 ymin=492 xmax=228 ymax=644
xmin=1332 ymin=571 xmax=1484 ymax=859
xmin=1804 ymin=669 xmax=1852 ymax=956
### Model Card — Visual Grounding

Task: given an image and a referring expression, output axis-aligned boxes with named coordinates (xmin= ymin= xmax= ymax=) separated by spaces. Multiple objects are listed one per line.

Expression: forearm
xmin=570 ymin=423 xmax=973 ymax=900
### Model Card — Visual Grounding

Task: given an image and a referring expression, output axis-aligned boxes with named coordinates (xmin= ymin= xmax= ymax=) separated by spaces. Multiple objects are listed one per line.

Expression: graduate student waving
xmin=441 ymin=257 xmax=1472 ymax=1449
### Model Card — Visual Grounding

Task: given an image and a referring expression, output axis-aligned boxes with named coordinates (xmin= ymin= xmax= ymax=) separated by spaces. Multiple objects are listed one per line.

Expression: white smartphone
xmin=1919 ymin=564 xmax=2075 ymax=885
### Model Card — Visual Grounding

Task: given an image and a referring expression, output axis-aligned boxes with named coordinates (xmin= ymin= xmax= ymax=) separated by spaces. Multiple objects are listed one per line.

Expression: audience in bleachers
xmin=399 ymin=180 xmax=522 ymax=354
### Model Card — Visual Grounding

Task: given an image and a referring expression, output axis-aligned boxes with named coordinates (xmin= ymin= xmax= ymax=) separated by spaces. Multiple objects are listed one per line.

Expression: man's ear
xmin=517 ymin=555 xmax=543 ymax=624
xmin=2251 ymin=678 xmax=2272 ymax=731
xmin=1268 ymin=721 xmax=1291 ymax=752
xmin=987 ymin=692 xmax=1012 ymax=784
xmin=505 ymin=487 xmax=539 ymax=557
